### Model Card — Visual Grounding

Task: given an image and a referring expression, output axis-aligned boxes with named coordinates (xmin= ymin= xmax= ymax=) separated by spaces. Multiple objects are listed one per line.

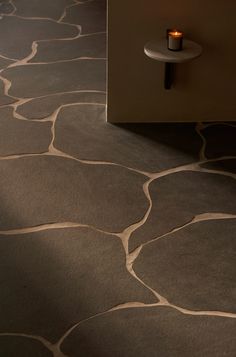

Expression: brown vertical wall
xmin=107 ymin=0 xmax=236 ymax=122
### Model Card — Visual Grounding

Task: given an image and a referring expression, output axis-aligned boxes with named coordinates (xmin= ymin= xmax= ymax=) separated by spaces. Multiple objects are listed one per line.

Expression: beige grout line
xmin=138 ymin=213 xmax=236 ymax=252
xmin=16 ymin=89 xmax=106 ymax=101
xmin=149 ymin=157 xmax=236 ymax=181
xmin=0 ymin=332 xmax=66 ymax=357
xmin=168 ymin=304 xmax=236 ymax=319
xmin=0 ymin=73 xmax=19 ymax=102
xmin=0 ymin=53 xmax=17 ymax=61
xmin=0 ymin=221 xmax=119 ymax=238
xmin=58 ymin=1 xmax=82 ymax=23
xmin=8 ymin=0 xmax=17 ymax=15
xmin=55 ymin=299 xmax=236 ymax=351
xmin=195 ymin=165 xmax=236 ymax=179
xmin=3 ymin=13 xmax=80 ymax=28
xmin=12 ymin=101 xmax=106 ymax=122
xmin=4 ymin=299 xmax=233 ymax=357
xmin=22 ymin=57 xmax=107 ymax=66
xmin=195 ymin=122 xmax=207 ymax=160
xmin=8 ymin=42 xmax=38 ymax=68
xmin=74 ymin=31 xmax=106 ymax=38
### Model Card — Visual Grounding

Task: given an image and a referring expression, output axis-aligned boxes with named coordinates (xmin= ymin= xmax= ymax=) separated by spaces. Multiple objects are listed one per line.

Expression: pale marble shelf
xmin=144 ymin=38 xmax=203 ymax=89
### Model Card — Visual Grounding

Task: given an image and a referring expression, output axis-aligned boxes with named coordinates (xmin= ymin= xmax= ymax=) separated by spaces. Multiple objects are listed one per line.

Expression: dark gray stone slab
xmin=203 ymin=124 xmax=236 ymax=159
xmin=13 ymin=0 xmax=74 ymax=20
xmin=17 ymin=91 xmax=106 ymax=119
xmin=0 ymin=336 xmax=52 ymax=357
xmin=0 ymin=0 xmax=14 ymax=14
xmin=0 ymin=156 xmax=148 ymax=231
xmin=0 ymin=17 xmax=77 ymax=59
xmin=0 ymin=228 xmax=155 ymax=340
xmin=61 ymin=306 xmax=236 ymax=357
xmin=201 ymin=159 xmax=236 ymax=174
xmin=4 ymin=60 xmax=106 ymax=97
xmin=0 ymin=79 xmax=15 ymax=106
xmin=0 ymin=107 xmax=51 ymax=155
xmin=130 ymin=171 xmax=236 ymax=250
xmin=134 ymin=219 xmax=236 ymax=312
xmin=64 ymin=0 xmax=106 ymax=34
xmin=31 ymin=33 xmax=106 ymax=62
xmin=54 ymin=104 xmax=201 ymax=172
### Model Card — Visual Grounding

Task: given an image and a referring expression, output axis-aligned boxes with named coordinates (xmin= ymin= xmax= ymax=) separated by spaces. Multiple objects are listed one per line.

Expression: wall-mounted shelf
xmin=144 ymin=38 xmax=202 ymax=89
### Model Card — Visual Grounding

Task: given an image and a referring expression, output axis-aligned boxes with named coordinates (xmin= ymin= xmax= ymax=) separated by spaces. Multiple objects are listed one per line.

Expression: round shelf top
xmin=144 ymin=38 xmax=202 ymax=63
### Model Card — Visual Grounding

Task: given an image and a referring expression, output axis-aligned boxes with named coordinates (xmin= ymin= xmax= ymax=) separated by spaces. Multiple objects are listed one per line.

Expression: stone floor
xmin=0 ymin=0 xmax=236 ymax=356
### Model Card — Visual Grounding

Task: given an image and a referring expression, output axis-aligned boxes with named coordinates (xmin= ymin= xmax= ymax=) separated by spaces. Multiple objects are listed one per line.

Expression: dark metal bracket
xmin=164 ymin=62 xmax=175 ymax=90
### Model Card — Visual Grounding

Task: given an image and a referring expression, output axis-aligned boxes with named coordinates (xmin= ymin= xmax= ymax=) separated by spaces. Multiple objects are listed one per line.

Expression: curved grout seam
xmin=55 ymin=299 xmax=236 ymax=352
xmin=12 ymin=101 xmax=106 ymax=122
xmin=0 ymin=332 xmax=66 ymax=357
xmin=132 ymin=213 xmax=236 ymax=258
xmin=58 ymin=1 xmax=81 ymax=23
xmin=3 ymin=12 xmax=82 ymax=29
xmin=10 ymin=57 xmax=107 ymax=67
xmin=8 ymin=0 xmax=17 ymax=15
xmin=195 ymin=122 xmax=207 ymax=160
xmin=0 ymin=221 xmax=120 ymax=238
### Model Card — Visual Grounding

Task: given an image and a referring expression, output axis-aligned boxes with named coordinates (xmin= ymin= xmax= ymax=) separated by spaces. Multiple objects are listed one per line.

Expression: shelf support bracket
xmin=164 ymin=62 xmax=174 ymax=90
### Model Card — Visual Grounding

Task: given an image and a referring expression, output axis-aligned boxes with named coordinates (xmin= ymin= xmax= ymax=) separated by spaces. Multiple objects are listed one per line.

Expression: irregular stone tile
xmin=54 ymin=104 xmax=202 ymax=172
xmin=0 ymin=17 xmax=77 ymax=59
xmin=64 ymin=0 xmax=106 ymax=34
xmin=13 ymin=0 xmax=74 ymax=20
xmin=0 ymin=336 xmax=52 ymax=357
xmin=201 ymin=159 xmax=236 ymax=174
xmin=0 ymin=107 xmax=51 ymax=155
xmin=129 ymin=171 xmax=236 ymax=251
xmin=3 ymin=60 xmax=106 ymax=97
xmin=135 ymin=219 xmax=236 ymax=313
xmin=0 ymin=156 xmax=148 ymax=231
xmin=0 ymin=228 xmax=155 ymax=340
xmin=61 ymin=306 xmax=236 ymax=357
xmin=0 ymin=0 xmax=14 ymax=14
xmin=203 ymin=124 xmax=236 ymax=158
xmin=0 ymin=79 xmax=15 ymax=106
xmin=30 ymin=33 xmax=106 ymax=63
xmin=17 ymin=91 xmax=106 ymax=119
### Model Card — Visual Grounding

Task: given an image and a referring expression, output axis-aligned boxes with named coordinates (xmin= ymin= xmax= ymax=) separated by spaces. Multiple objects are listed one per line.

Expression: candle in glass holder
xmin=167 ymin=30 xmax=183 ymax=51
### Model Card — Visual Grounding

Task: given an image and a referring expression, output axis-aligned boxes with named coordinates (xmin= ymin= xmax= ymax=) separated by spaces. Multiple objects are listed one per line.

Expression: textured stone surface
xmin=4 ymin=60 xmax=106 ymax=97
xmin=0 ymin=228 xmax=155 ymax=340
xmin=0 ymin=16 xmax=77 ymax=59
xmin=64 ymin=0 xmax=106 ymax=34
xmin=13 ymin=0 xmax=74 ymax=19
xmin=201 ymin=158 xmax=236 ymax=174
xmin=0 ymin=0 xmax=235 ymax=354
xmin=54 ymin=104 xmax=202 ymax=172
xmin=203 ymin=124 xmax=236 ymax=158
xmin=31 ymin=33 xmax=106 ymax=62
xmin=0 ymin=336 xmax=52 ymax=357
xmin=134 ymin=219 xmax=236 ymax=312
xmin=17 ymin=91 xmax=106 ymax=119
xmin=61 ymin=307 xmax=236 ymax=357
xmin=0 ymin=156 xmax=148 ymax=231
xmin=0 ymin=107 xmax=51 ymax=155
xmin=130 ymin=171 xmax=236 ymax=250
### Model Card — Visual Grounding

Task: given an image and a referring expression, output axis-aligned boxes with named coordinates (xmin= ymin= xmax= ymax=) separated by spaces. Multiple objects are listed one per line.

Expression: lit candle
xmin=167 ymin=29 xmax=183 ymax=51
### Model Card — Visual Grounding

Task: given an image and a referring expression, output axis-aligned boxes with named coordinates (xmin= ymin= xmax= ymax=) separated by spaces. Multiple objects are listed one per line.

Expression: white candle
xmin=168 ymin=30 xmax=183 ymax=51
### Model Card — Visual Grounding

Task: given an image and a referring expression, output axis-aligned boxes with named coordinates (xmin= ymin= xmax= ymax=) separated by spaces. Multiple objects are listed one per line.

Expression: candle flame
xmin=168 ymin=29 xmax=183 ymax=37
